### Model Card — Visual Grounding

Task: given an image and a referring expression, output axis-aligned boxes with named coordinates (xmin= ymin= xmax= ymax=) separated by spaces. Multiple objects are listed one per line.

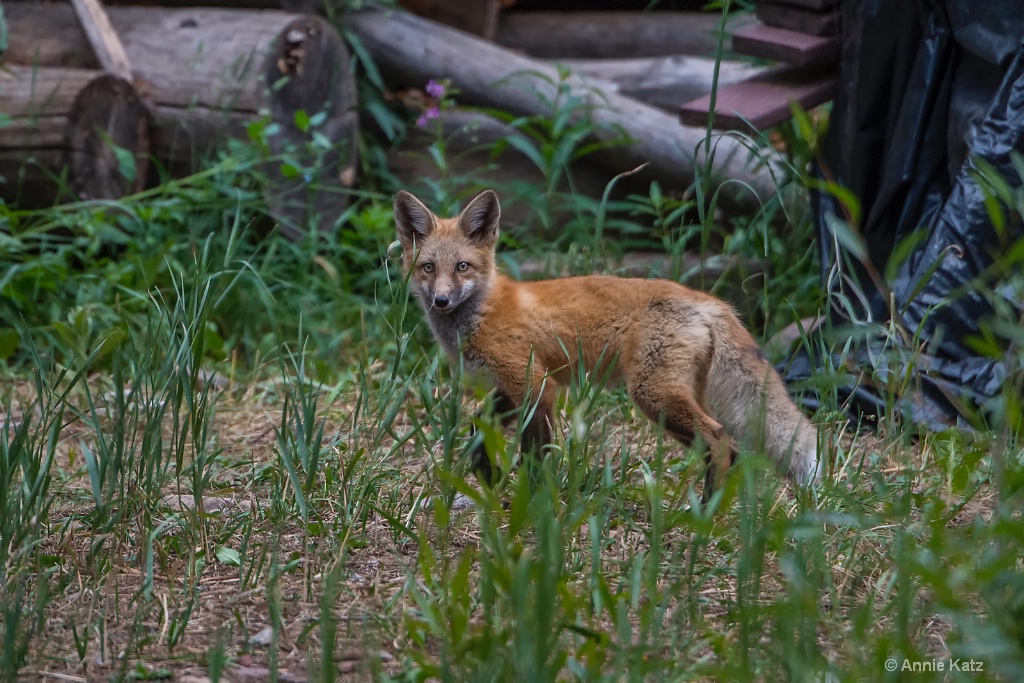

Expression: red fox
xmin=393 ymin=189 xmax=823 ymax=496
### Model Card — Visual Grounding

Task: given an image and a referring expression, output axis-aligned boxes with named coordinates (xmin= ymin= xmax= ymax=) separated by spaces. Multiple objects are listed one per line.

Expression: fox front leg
xmin=469 ymin=390 xmax=517 ymax=486
xmin=469 ymin=385 xmax=556 ymax=487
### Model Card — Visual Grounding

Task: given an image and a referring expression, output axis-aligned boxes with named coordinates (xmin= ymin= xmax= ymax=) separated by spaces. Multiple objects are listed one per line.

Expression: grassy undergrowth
xmin=2 ymin=10 xmax=1024 ymax=682
xmin=1 ymin=153 xmax=1022 ymax=682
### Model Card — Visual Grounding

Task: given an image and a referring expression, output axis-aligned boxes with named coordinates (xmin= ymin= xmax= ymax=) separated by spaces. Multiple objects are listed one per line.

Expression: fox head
xmin=393 ymin=189 xmax=500 ymax=315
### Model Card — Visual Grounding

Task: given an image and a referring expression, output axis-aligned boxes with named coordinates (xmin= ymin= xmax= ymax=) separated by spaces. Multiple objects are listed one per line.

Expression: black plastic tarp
xmin=782 ymin=0 xmax=1024 ymax=431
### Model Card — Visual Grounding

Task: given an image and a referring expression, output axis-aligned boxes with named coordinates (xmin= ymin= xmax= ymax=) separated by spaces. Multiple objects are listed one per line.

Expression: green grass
xmin=1 ymin=288 xmax=1020 ymax=682
xmin=2 ymin=8 xmax=1024 ymax=681
xmin=1 ymin=170 xmax=1021 ymax=683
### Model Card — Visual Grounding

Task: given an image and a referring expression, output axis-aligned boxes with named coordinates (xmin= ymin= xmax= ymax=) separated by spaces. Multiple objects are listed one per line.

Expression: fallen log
xmin=549 ymin=55 xmax=767 ymax=113
xmin=0 ymin=66 xmax=151 ymax=206
xmin=82 ymin=0 xmax=506 ymax=36
xmin=346 ymin=5 xmax=780 ymax=215
xmin=84 ymin=0 xmax=748 ymax=59
xmin=386 ymin=108 xmax=645 ymax=228
xmin=2 ymin=2 xmax=95 ymax=68
xmin=495 ymin=10 xmax=755 ymax=59
xmin=4 ymin=3 xmax=357 ymax=236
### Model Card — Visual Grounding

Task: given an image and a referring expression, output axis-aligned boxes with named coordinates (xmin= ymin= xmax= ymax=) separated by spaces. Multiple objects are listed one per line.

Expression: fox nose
xmin=433 ymin=295 xmax=450 ymax=309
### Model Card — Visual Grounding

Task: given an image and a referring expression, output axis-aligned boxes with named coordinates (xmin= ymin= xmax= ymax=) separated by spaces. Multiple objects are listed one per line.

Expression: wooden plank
xmin=399 ymin=0 xmax=500 ymax=39
xmin=732 ymin=24 xmax=838 ymax=65
xmin=70 ymin=0 xmax=133 ymax=80
xmin=679 ymin=67 xmax=837 ymax=131
xmin=755 ymin=2 xmax=838 ymax=36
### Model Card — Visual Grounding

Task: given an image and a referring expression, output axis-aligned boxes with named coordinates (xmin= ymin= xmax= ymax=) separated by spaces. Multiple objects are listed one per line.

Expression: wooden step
xmin=755 ymin=2 xmax=838 ymax=36
xmin=679 ymin=67 xmax=837 ymax=132
xmin=732 ymin=24 xmax=838 ymax=66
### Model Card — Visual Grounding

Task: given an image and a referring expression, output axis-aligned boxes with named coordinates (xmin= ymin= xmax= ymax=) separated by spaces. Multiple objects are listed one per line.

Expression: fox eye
xmin=422 ymin=262 xmax=434 ymax=273
xmin=457 ymin=261 xmax=469 ymax=272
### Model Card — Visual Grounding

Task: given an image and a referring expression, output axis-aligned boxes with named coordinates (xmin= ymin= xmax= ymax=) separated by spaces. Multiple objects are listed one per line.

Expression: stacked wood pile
xmin=3 ymin=0 xmax=358 ymax=237
xmin=680 ymin=0 xmax=840 ymax=132
xmin=0 ymin=0 xmax=840 ymax=233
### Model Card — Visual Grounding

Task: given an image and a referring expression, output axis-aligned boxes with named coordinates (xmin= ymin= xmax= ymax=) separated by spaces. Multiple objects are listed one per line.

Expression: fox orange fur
xmin=393 ymin=189 xmax=823 ymax=496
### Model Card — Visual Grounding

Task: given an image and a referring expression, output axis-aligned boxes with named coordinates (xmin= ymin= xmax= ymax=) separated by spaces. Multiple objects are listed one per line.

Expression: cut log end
xmin=263 ymin=15 xmax=359 ymax=239
xmin=64 ymin=74 xmax=151 ymax=200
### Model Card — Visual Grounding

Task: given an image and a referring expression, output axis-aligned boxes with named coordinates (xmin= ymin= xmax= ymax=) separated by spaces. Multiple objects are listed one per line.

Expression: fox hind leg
xmin=629 ymin=384 xmax=737 ymax=504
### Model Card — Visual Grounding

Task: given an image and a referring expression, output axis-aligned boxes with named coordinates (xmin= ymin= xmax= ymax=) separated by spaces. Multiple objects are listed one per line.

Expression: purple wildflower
xmin=417 ymin=106 xmax=441 ymax=127
xmin=425 ymin=79 xmax=446 ymax=99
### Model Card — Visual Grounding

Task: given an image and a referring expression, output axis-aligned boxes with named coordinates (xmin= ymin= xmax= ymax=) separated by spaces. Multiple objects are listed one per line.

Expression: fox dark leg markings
xmin=470 ymin=390 xmax=517 ymax=486
xmin=702 ymin=443 xmax=739 ymax=503
xmin=470 ymin=389 xmax=554 ymax=486
xmin=518 ymin=396 xmax=554 ymax=488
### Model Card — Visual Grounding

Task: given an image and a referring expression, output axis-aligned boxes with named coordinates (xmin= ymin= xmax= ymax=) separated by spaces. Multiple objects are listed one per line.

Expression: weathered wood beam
xmin=70 ymin=0 xmax=134 ymax=80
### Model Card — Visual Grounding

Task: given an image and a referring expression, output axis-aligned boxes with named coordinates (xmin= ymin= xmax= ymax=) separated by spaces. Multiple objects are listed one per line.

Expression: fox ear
xmin=394 ymin=190 xmax=435 ymax=249
xmin=458 ymin=190 xmax=500 ymax=244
